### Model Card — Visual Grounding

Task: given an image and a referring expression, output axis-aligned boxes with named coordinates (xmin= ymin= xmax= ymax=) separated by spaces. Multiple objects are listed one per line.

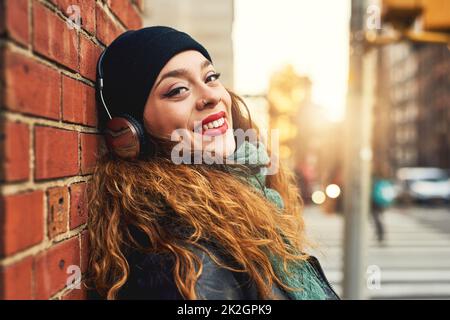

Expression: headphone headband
xmin=96 ymin=48 xmax=148 ymax=160
xmin=97 ymin=50 xmax=112 ymax=120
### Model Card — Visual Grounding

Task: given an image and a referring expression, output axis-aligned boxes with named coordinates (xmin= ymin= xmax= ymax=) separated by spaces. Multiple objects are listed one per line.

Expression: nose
xmin=196 ymin=85 xmax=221 ymax=110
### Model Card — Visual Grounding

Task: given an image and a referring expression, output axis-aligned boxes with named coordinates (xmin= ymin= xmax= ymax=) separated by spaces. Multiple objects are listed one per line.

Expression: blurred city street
xmin=1 ymin=0 xmax=449 ymax=301
xmin=304 ymin=205 xmax=450 ymax=299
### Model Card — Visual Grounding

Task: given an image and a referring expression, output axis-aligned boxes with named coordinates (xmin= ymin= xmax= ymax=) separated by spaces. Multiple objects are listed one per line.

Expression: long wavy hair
xmin=86 ymin=89 xmax=312 ymax=300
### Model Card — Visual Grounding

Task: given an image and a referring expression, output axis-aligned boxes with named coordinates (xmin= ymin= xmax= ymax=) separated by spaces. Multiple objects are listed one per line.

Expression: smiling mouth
xmin=202 ymin=116 xmax=228 ymax=136
xmin=193 ymin=111 xmax=229 ymax=136
xmin=202 ymin=116 xmax=225 ymax=130
xmin=193 ymin=117 xmax=228 ymax=136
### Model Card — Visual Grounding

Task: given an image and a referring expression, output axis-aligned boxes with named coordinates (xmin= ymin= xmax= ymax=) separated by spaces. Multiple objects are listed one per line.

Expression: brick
xmin=53 ymin=0 xmax=96 ymax=35
xmin=80 ymin=133 xmax=101 ymax=174
xmin=4 ymin=49 xmax=61 ymax=120
xmin=79 ymin=35 xmax=102 ymax=82
xmin=0 ymin=256 xmax=33 ymax=299
xmin=61 ymin=286 xmax=87 ymax=300
xmin=0 ymin=191 xmax=44 ymax=257
xmin=47 ymin=186 xmax=69 ymax=239
xmin=62 ymin=75 xmax=97 ymax=127
xmin=96 ymin=3 xmax=125 ymax=46
xmin=106 ymin=0 xmax=142 ymax=30
xmin=35 ymin=126 xmax=79 ymax=180
xmin=33 ymin=1 xmax=79 ymax=71
xmin=34 ymin=237 xmax=81 ymax=300
xmin=0 ymin=120 xmax=30 ymax=182
xmin=5 ymin=0 xmax=29 ymax=46
xmin=69 ymin=183 xmax=88 ymax=229
xmin=80 ymin=230 xmax=89 ymax=273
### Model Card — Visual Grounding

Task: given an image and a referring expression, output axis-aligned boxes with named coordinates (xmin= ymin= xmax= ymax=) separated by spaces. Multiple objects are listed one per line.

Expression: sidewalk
xmin=303 ymin=205 xmax=450 ymax=299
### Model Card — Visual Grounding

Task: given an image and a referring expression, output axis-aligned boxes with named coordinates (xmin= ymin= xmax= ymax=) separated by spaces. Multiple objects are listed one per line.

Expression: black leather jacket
xmin=117 ymin=244 xmax=340 ymax=300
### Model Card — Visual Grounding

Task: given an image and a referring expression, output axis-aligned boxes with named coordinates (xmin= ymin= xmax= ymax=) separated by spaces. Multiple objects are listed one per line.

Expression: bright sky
xmin=233 ymin=0 xmax=351 ymax=121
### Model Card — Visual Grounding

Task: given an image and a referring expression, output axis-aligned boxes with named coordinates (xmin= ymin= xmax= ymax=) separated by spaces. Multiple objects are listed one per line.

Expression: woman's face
xmin=143 ymin=50 xmax=236 ymax=160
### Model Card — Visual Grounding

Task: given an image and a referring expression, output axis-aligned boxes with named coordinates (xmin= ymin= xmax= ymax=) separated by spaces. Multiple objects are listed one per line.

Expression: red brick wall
xmin=0 ymin=0 xmax=143 ymax=300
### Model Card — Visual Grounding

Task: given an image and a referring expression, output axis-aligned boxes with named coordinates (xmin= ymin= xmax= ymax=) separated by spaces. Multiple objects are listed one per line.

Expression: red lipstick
xmin=201 ymin=111 xmax=226 ymax=126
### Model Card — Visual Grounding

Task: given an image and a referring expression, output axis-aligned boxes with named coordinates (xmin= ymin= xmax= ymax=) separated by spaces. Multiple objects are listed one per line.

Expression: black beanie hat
xmin=96 ymin=26 xmax=213 ymax=129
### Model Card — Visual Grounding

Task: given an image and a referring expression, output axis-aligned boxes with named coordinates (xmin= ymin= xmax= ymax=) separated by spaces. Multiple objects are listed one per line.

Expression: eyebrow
xmin=154 ymin=59 xmax=212 ymax=90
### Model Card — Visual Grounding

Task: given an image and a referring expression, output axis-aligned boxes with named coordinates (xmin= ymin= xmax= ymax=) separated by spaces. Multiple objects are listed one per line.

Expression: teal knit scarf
xmin=225 ymin=141 xmax=330 ymax=300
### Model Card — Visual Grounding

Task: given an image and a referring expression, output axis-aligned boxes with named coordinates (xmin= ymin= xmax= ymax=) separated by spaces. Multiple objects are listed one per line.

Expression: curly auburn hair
xmin=86 ymin=90 xmax=312 ymax=300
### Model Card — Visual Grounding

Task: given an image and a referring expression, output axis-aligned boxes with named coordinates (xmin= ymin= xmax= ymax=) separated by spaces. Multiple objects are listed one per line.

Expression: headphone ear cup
xmin=104 ymin=114 xmax=146 ymax=160
xmin=120 ymin=113 xmax=146 ymax=149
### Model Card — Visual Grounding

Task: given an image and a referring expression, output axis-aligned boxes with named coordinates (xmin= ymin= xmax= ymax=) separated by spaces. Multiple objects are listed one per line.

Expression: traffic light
xmin=382 ymin=0 xmax=422 ymax=28
xmin=422 ymin=0 xmax=450 ymax=32
xmin=382 ymin=0 xmax=450 ymax=33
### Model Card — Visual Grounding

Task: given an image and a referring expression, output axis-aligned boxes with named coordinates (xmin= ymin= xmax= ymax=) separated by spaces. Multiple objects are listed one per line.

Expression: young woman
xmin=87 ymin=26 xmax=339 ymax=300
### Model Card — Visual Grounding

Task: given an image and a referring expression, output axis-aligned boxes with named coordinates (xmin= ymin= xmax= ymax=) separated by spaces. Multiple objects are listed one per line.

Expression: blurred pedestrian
xmin=371 ymin=163 xmax=396 ymax=245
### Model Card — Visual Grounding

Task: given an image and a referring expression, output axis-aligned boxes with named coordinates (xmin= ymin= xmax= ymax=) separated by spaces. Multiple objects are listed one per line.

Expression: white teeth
xmin=203 ymin=116 xmax=225 ymax=130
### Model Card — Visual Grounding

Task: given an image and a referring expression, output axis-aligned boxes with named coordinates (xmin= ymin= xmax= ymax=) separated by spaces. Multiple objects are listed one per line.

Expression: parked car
xmin=396 ymin=167 xmax=450 ymax=204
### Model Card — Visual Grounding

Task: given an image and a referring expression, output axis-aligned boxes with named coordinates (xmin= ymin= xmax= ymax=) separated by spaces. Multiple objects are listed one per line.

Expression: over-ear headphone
xmin=96 ymin=50 xmax=148 ymax=160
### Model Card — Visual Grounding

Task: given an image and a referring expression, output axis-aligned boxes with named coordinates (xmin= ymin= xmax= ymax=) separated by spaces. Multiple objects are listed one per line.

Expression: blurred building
xmin=376 ymin=42 xmax=419 ymax=171
xmin=416 ymin=43 xmax=450 ymax=169
xmin=374 ymin=42 xmax=450 ymax=174
xmin=267 ymin=65 xmax=309 ymax=166
xmin=373 ymin=0 xmax=450 ymax=176
xmin=373 ymin=47 xmax=395 ymax=177
xmin=240 ymin=94 xmax=270 ymax=133
xmin=267 ymin=65 xmax=343 ymax=203
xmin=142 ymin=0 xmax=235 ymax=89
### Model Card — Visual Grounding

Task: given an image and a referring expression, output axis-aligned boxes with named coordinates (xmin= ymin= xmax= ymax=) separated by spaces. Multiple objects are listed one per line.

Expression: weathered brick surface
xmin=33 ymin=1 xmax=79 ymax=71
xmin=4 ymin=49 xmax=61 ymax=120
xmin=47 ymin=186 xmax=69 ymax=239
xmin=0 ymin=191 xmax=44 ymax=257
xmin=80 ymin=133 xmax=101 ymax=174
xmin=0 ymin=256 xmax=34 ymax=299
xmin=69 ymin=182 xmax=88 ymax=229
xmin=62 ymin=75 xmax=97 ymax=126
xmin=35 ymin=126 xmax=79 ymax=180
xmin=0 ymin=120 xmax=30 ymax=182
xmin=0 ymin=0 xmax=143 ymax=300
xmin=4 ymin=0 xmax=29 ymax=46
xmin=34 ymin=236 xmax=80 ymax=299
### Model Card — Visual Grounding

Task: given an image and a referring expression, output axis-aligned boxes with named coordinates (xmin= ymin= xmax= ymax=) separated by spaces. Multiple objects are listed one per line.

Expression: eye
xmin=163 ymin=87 xmax=189 ymax=98
xmin=206 ymin=72 xmax=221 ymax=83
